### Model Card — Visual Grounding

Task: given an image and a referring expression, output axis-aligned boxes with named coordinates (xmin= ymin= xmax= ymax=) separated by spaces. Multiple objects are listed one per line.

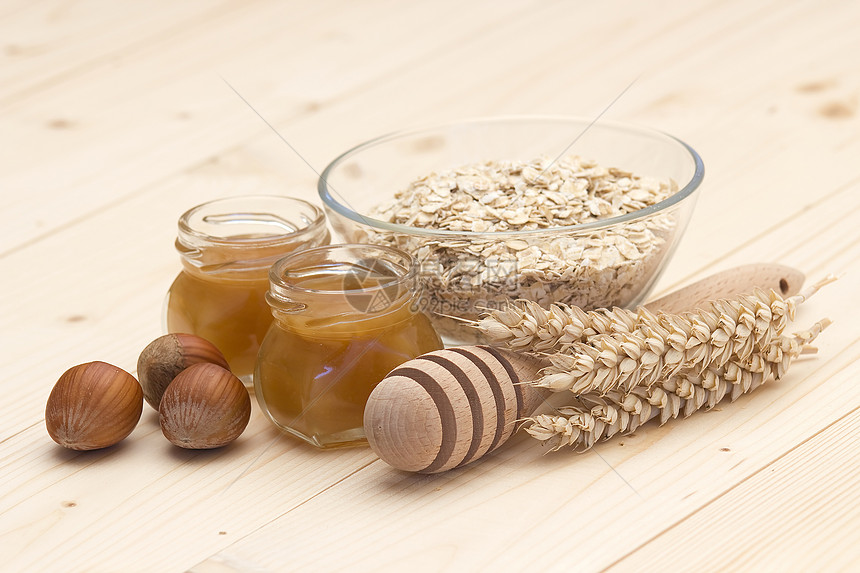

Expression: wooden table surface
xmin=2 ymin=1 xmax=859 ymax=571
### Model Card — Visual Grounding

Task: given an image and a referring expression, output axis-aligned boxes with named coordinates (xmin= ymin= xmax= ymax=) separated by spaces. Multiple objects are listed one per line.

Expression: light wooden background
xmin=2 ymin=1 xmax=859 ymax=571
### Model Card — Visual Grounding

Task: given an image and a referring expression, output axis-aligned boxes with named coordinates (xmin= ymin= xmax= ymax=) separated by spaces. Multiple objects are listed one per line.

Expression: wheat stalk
xmin=475 ymin=275 xmax=835 ymax=451
xmin=478 ymin=276 xmax=834 ymax=397
xmin=478 ymin=276 xmax=833 ymax=354
xmin=524 ymin=319 xmax=831 ymax=450
xmin=475 ymin=299 xmax=642 ymax=352
xmin=535 ymin=313 xmax=830 ymax=395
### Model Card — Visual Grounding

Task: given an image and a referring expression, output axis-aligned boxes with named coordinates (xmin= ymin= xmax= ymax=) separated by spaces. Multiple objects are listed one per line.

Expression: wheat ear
xmin=479 ymin=275 xmax=835 ymax=353
xmin=524 ymin=319 xmax=831 ymax=450
xmin=475 ymin=299 xmax=642 ymax=352
xmin=529 ymin=277 xmax=834 ymax=395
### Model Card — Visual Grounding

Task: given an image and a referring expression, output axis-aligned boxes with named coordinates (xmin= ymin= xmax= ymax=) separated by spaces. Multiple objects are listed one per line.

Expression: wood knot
xmin=795 ymin=79 xmax=835 ymax=93
xmin=47 ymin=118 xmax=75 ymax=130
xmin=411 ymin=135 xmax=446 ymax=153
xmin=818 ymin=101 xmax=855 ymax=119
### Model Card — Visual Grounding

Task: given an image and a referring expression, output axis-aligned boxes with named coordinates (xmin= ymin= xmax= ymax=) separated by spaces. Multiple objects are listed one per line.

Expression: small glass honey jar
xmin=254 ymin=244 xmax=443 ymax=449
xmin=164 ymin=196 xmax=330 ymax=384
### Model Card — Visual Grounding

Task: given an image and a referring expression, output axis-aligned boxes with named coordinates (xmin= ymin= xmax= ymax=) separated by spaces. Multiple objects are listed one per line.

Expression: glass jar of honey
xmin=254 ymin=244 xmax=443 ymax=449
xmin=164 ymin=196 xmax=330 ymax=384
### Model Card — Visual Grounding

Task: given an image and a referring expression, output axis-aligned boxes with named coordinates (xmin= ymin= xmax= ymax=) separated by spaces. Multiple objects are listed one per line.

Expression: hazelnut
xmin=137 ymin=333 xmax=230 ymax=409
xmin=46 ymin=362 xmax=143 ymax=450
xmin=159 ymin=362 xmax=251 ymax=449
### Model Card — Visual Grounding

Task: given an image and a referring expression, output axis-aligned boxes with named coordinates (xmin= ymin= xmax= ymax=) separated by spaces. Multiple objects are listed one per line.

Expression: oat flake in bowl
xmin=319 ymin=117 xmax=704 ymax=344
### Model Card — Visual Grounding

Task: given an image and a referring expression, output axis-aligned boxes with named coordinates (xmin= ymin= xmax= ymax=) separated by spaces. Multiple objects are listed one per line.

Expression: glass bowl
xmin=318 ymin=116 xmax=704 ymax=345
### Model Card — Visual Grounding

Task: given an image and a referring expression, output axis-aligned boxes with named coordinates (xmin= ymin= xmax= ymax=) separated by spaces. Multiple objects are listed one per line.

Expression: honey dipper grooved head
xmin=364 ymin=346 xmax=546 ymax=473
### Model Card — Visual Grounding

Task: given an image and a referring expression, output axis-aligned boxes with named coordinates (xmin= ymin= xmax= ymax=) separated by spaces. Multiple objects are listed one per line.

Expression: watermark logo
xmin=342 ymin=257 xmax=407 ymax=313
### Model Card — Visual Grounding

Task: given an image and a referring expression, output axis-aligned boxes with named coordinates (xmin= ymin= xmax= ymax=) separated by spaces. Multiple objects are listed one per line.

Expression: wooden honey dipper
xmin=364 ymin=264 xmax=805 ymax=473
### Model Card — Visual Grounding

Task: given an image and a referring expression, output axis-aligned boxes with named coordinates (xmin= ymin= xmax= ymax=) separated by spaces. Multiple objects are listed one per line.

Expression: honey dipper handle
xmin=642 ymin=263 xmax=804 ymax=315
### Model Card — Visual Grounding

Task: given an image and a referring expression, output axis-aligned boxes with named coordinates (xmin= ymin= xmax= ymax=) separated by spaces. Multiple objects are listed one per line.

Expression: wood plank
xmin=0 ymin=0 xmax=241 ymax=102
xmin=0 ymin=0 xmax=552 ymax=254
xmin=652 ymin=174 xmax=860 ymax=296
xmin=606 ymin=406 xmax=860 ymax=572
xmin=3 ymin=0 xmax=815 ymax=255
xmin=0 ymin=416 xmax=378 ymax=572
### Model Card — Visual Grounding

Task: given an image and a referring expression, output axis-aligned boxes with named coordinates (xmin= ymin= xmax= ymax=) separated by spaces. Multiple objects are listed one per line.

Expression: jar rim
xmin=178 ymin=195 xmax=327 ymax=248
xmin=268 ymin=243 xmax=417 ymax=297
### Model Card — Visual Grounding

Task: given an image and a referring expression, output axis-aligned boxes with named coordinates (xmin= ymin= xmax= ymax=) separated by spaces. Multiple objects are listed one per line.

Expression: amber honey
xmin=254 ymin=245 xmax=442 ymax=448
xmin=164 ymin=196 xmax=329 ymax=383
xmin=166 ymin=264 xmax=272 ymax=379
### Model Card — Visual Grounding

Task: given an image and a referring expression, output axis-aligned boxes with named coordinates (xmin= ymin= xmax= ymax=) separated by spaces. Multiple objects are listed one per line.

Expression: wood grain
xmin=606 ymin=404 xmax=860 ymax=572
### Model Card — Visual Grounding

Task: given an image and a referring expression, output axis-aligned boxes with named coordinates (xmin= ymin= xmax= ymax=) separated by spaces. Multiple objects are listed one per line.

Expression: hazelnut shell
xmin=137 ymin=333 xmax=230 ymax=409
xmin=46 ymin=361 xmax=143 ymax=450
xmin=158 ymin=362 xmax=251 ymax=449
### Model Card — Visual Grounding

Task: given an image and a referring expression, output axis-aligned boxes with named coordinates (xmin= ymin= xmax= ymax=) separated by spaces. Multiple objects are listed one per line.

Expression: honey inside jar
xmin=254 ymin=244 xmax=443 ymax=449
xmin=164 ymin=196 xmax=330 ymax=383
